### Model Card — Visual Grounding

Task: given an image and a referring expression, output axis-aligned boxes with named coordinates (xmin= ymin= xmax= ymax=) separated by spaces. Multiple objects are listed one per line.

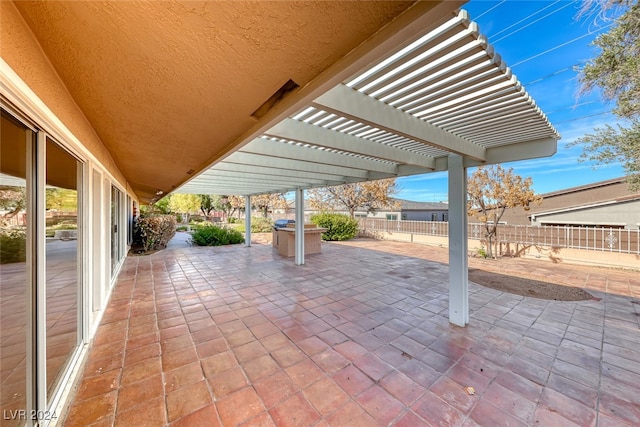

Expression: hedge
xmin=310 ymin=213 xmax=358 ymax=241
xmin=190 ymin=224 xmax=244 ymax=246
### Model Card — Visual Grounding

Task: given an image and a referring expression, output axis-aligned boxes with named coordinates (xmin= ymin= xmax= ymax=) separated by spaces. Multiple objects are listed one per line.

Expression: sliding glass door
xmin=1 ymin=108 xmax=84 ymax=425
xmin=45 ymin=138 xmax=81 ymax=402
xmin=0 ymin=110 xmax=32 ymax=427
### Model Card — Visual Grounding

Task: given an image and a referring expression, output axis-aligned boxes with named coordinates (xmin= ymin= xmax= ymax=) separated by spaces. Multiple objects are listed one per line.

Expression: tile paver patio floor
xmin=62 ymin=237 xmax=640 ymax=426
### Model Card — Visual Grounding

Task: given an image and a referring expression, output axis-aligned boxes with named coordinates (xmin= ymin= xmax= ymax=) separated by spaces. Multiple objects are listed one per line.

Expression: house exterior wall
xmin=531 ymin=199 xmax=640 ymax=229
xmin=497 ymin=179 xmax=639 ymax=228
xmin=1 ymin=1 xmax=128 ymax=192
xmin=1 ymin=2 xmax=137 ymax=422
xmin=402 ymin=209 xmax=448 ymax=221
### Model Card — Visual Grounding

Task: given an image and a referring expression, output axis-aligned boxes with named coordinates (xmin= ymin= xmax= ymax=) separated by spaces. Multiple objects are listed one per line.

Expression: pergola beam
xmin=312 ymin=84 xmax=487 ymax=161
xmin=222 ymin=152 xmax=379 ymax=180
xmin=265 ymin=118 xmax=435 ymax=170
xmin=239 ymin=137 xmax=400 ymax=175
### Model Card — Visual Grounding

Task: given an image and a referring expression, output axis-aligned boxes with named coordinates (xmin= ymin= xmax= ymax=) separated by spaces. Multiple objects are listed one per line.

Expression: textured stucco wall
xmin=1 ymin=0 xmax=128 ymax=192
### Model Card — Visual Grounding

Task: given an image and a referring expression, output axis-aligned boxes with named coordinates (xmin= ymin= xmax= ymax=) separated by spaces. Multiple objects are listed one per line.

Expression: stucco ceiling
xmin=14 ymin=0 xmax=439 ymax=203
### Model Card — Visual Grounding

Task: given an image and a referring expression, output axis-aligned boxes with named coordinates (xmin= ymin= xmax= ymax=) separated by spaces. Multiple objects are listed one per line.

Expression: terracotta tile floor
xmin=62 ymin=237 xmax=640 ymax=426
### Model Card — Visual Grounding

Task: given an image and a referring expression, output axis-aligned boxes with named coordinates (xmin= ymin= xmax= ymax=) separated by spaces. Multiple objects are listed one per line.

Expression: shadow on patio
xmin=62 ymin=238 xmax=640 ymax=426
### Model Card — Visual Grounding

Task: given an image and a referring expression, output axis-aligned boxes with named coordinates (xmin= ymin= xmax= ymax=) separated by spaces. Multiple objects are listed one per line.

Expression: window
xmin=386 ymin=214 xmax=398 ymax=220
xmin=111 ymin=186 xmax=122 ymax=275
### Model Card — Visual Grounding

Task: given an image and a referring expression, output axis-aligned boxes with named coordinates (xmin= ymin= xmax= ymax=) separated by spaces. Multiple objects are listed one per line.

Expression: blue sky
xmin=396 ymin=0 xmax=626 ymax=202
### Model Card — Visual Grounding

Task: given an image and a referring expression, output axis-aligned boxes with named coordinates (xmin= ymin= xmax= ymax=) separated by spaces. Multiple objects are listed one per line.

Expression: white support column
xmin=294 ymin=188 xmax=305 ymax=265
xmin=244 ymin=195 xmax=251 ymax=247
xmin=448 ymin=154 xmax=469 ymax=326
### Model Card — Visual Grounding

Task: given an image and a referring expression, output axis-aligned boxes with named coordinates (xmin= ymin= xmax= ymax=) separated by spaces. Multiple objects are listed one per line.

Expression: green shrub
xmin=176 ymin=225 xmax=189 ymax=232
xmin=134 ymin=214 xmax=177 ymax=251
xmin=189 ymin=222 xmax=208 ymax=232
xmin=236 ymin=217 xmax=274 ymax=233
xmin=0 ymin=228 xmax=26 ymax=264
xmin=190 ymin=224 xmax=244 ymax=246
xmin=310 ymin=213 xmax=358 ymax=241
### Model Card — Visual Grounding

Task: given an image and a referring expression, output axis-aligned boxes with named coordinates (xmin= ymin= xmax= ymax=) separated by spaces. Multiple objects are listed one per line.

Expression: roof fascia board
xmin=541 ymin=177 xmax=627 ymax=198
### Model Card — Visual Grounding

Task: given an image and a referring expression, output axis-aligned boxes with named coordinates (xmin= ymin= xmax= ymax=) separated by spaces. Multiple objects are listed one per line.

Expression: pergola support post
xmin=448 ymin=154 xmax=469 ymax=326
xmin=244 ymin=195 xmax=251 ymax=247
xmin=294 ymin=188 xmax=305 ymax=265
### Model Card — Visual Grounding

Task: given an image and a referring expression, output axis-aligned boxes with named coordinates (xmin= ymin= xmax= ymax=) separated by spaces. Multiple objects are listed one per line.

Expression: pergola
xmin=175 ymin=8 xmax=560 ymax=326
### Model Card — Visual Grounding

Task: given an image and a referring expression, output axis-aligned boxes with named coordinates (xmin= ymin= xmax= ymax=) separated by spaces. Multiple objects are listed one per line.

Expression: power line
xmin=510 ymin=24 xmax=613 ymax=68
xmin=553 ymin=110 xmax=614 ymax=125
xmin=523 ymin=66 xmax=575 ymax=86
xmin=493 ymin=1 xmax=578 ymax=44
xmin=546 ymin=101 xmax=599 ymax=115
xmin=491 ymin=0 xmax=563 ymax=39
xmin=474 ymin=0 xmax=506 ymax=20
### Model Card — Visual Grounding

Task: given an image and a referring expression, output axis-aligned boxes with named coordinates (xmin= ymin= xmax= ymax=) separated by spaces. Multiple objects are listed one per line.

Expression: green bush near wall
xmin=190 ymin=224 xmax=244 ymax=246
xmin=0 ymin=229 xmax=27 ymax=264
xmin=310 ymin=213 xmax=358 ymax=241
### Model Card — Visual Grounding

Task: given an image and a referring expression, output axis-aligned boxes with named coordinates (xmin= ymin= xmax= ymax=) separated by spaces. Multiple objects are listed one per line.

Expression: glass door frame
xmin=2 ymin=105 xmax=87 ymax=426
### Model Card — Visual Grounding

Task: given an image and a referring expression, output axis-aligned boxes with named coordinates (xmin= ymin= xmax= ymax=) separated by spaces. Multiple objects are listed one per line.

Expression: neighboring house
xmin=300 ymin=197 xmax=449 ymax=221
xmin=499 ymin=178 xmax=640 ymax=229
xmin=357 ymin=198 xmax=449 ymax=221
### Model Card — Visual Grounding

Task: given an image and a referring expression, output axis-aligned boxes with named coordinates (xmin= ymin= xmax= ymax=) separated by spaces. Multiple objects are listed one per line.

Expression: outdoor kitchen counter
xmin=272 ymin=224 xmax=327 ymax=257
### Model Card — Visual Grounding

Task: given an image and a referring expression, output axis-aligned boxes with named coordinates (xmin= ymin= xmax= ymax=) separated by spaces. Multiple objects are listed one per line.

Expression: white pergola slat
xmin=265 ymin=119 xmax=436 ymax=169
xmin=177 ymin=9 xmax=558 ymax=197
xmin=175 ymin=8 xmax=561 ymax=327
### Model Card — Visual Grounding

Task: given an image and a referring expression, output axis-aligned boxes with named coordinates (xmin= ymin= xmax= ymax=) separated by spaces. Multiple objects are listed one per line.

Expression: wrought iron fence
xmin=357 ymin=218 xmax=640 ymax=255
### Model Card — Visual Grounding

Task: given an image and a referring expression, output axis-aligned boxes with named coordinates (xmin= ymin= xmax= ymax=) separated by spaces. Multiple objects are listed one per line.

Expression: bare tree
xmin=252 ymin=193 xmax=288 ymax=218
xmin=307 ymin=178 xmax=400 ymax=219
xmin=467 ymin=165 xmax=542 ymax=258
